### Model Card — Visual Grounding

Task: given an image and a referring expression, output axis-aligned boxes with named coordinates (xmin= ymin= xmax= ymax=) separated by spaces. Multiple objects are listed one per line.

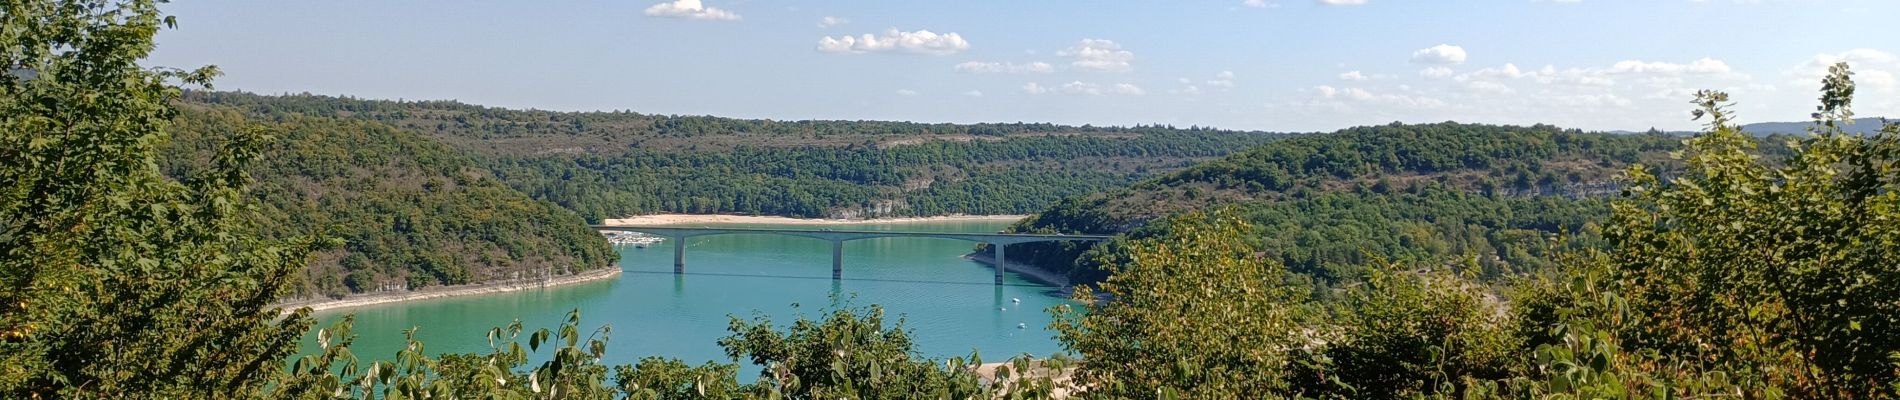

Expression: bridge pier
xmin=993 ymin=242 xmax=1007 ymax=285
xmin=831 ymin=240 xmax=844 ymax=280
xmin=673 ymin=235 xmax=685 ymax=274
xmin=594 ymin=226 xmax=1109 ymax=285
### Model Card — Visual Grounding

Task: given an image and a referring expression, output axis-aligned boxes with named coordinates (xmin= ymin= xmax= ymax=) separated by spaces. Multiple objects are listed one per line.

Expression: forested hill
xmin=1741 ymin=117 xmax=1889 ymax=136
xmin=161 ymin=91 xmax=1288 ymax=299
xmin=1006 ymin=122 xmax=1684 ymax=285
xmin=181 ymin=91 xmax=1289 ymax=220
xmin=160 ymin=105 xmax=617 ymax=300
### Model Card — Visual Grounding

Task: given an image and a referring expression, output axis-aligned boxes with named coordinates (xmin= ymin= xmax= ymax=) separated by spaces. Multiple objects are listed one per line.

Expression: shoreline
xmin=601 ymin=213 xmax=1028 ymax=226
xmin=272 ymin=267 xmax=623 ymax=313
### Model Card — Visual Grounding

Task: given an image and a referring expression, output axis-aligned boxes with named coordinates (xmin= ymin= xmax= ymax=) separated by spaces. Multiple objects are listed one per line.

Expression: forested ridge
xmin=181 ymin=91 xmax=1287 ymax=220
xmin=159 ymin=105 xmax=617 ymax=300
xmin=149 ymin=87 xmax=1287 ymax=298
xmin=1006 ymin=122 xmax=1685 ymax=286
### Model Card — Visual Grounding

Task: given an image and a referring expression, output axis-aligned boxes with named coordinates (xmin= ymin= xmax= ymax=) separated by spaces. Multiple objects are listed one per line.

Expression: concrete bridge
xmin=592 ymin=225 xmax=1111 ymax=284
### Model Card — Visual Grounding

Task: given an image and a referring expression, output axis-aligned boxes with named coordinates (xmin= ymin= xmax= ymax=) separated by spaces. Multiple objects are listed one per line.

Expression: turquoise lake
xmin=304 ymin=220 xmax=1073 ymax=373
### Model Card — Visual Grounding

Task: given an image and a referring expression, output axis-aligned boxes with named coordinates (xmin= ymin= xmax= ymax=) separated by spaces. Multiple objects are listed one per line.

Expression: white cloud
xmin=1554 ymin=94 xmax=1633 ymax=107
xmin=1207 ymin=70 xmax=1236 ymax=88
xmin=1058 ymin=39 xmax=1135 ymax=72
xmin=1609 ymin=58 xmax=1734 ymax=76
xmin=1410 ymin=44 xmax=1467 ymax=65
xmin=1463 ymin=80 xmax=1516 ymax=95
xmin=1459 ymin=63 xmax=1534 ymax=80
xmin=1782 ymin=49 xmax=1900 ymax=120
xmin=1645 ymin=87 xmax=1700 ymax=101
xmin=817 ymin=16 xmax=848 ymax=28
xmin=645 ymin=0 xmax=740 ymax=21
xmin=1173 ymin=85 xmax=1204 ymax=95
xmin=953 ymin=61 xmax=1055 ymax=74
xmin=1792 ymin=49 xmax=1898 ymax=89
xmin=1311 ymin=85 xmax=1445 ymax=108
xmin=1419 ymin=66 xmax=1454 ymax=79
xmin=1056 ymin=81 xmax=1145 ymax=96
xmin=1339 ymin=71 xmax=1369 ymax=81
xmin=1021 ymin=82 xmax=1048 ymax=94
xmin=1862 ymin=70 xmax=1898 ymax=88
xmin=1448 ymin=59 xmax=1745 ymax=90
xmin=1243 ymin=0 xmax=1281 ymax=8
xmin=1318 ymin=0 xmax=1368 ymax=5
xmin=817 ymin=29 xmax=970 ymax=55
xmin=1061 ymin=82 xmax=1103 ymax=95
xmin=963 ymin=90 xmax=984 ymax=97
xmin=1307 ymin=57 xmax=1763 ymax=131
xmin=895 ymin=89 xmax=919 ymax=96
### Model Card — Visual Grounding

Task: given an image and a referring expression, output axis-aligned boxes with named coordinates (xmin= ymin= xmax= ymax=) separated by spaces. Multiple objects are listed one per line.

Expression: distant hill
xmin=1742 ymin=117 xmax=1890 ymax=136
xmin=1005 ymin=123 xmax=1684 ymax=286
xmin=183 ymin=91 xmax=1290 ymax=221
xmin=162 ymin=105 xmax=617 ymax=300
xmin=163 ymin=91 xmax=1303 ymax=299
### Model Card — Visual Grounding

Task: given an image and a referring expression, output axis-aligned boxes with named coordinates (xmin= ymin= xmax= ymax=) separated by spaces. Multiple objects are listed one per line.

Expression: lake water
xmin=303 ymin=220 xmax=1074 ymax=374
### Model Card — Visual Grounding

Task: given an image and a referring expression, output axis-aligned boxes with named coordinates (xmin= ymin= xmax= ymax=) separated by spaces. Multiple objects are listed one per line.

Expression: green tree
xmin=1300 ymin=268 xmax=1521 ymax=399
xmin=1052 ymin=209 xmax=1313 ymax=398
xmin=1599 ymin=63 xmax=1900 ymax=397
xmin=0 ymin=0 xmax=324 ymax=396
xmin=718 ymin=304 xmax=1062 ymax=399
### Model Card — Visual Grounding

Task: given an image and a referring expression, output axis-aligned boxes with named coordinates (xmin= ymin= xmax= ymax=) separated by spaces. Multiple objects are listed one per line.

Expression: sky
xmin=148 ymin=0 xmax=1900 ymax=133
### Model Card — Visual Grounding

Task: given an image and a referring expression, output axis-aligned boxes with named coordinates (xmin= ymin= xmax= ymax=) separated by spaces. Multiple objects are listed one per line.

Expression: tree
xmin=1 ymin=0 xmax=327 ymax=396
xmin=1298 ymin=269 xmax=1521 ymax=398
xmin=1052 ymin=209 xmax=1313 ymax=398
xmin=1598 ymin=63 xmax=1900 ymax=397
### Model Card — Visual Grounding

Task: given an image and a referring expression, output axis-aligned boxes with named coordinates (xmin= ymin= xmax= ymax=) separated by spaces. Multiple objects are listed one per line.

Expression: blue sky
xmin=149 ymin=0 xmax=1900 ymax=132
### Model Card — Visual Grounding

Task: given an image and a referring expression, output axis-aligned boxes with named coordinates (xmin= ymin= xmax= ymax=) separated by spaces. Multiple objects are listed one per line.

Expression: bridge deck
xmin=590 ymin=225 xmax=1110 ymax=284
xmin=592 ymin=225 xmax=1110 ymax=244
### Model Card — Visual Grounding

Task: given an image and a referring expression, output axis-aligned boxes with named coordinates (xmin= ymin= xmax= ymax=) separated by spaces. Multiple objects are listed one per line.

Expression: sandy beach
xmin=602 ymin=214 xmax=1028 ymax=226
xmin=272 ymin=267 xmax=622 ymax=313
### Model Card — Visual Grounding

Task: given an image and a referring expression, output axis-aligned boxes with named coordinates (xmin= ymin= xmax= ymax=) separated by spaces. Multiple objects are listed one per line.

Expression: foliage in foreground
xmin=1590 ymin=69 xmax=1900 ymax=396
xmin=1051 ymin=210 xmax=1313 ymax=397
xmin=1047 ymin=64 xmax=1900 ymax=399
xmin=0 ymin=0 xmax=326 ymax=397
xmin=7 ymin=0 xmax=1900 ymax=398
xmin=274 ymin=307 xmax=1065 ymax=399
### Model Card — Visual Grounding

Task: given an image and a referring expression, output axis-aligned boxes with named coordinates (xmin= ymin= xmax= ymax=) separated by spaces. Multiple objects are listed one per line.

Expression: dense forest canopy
xmin=159 ymin=105 xmax=617 ymax=300
xmin=145 ymin=91 xmax=1294 ymax=300
xmin=180 ymin=91 xmax=1267 ymax=153
xmin=1006 ymin=121 xmax=1684 ymax=286
xmin=178 ymin=91 xmax=1288 ymax=221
